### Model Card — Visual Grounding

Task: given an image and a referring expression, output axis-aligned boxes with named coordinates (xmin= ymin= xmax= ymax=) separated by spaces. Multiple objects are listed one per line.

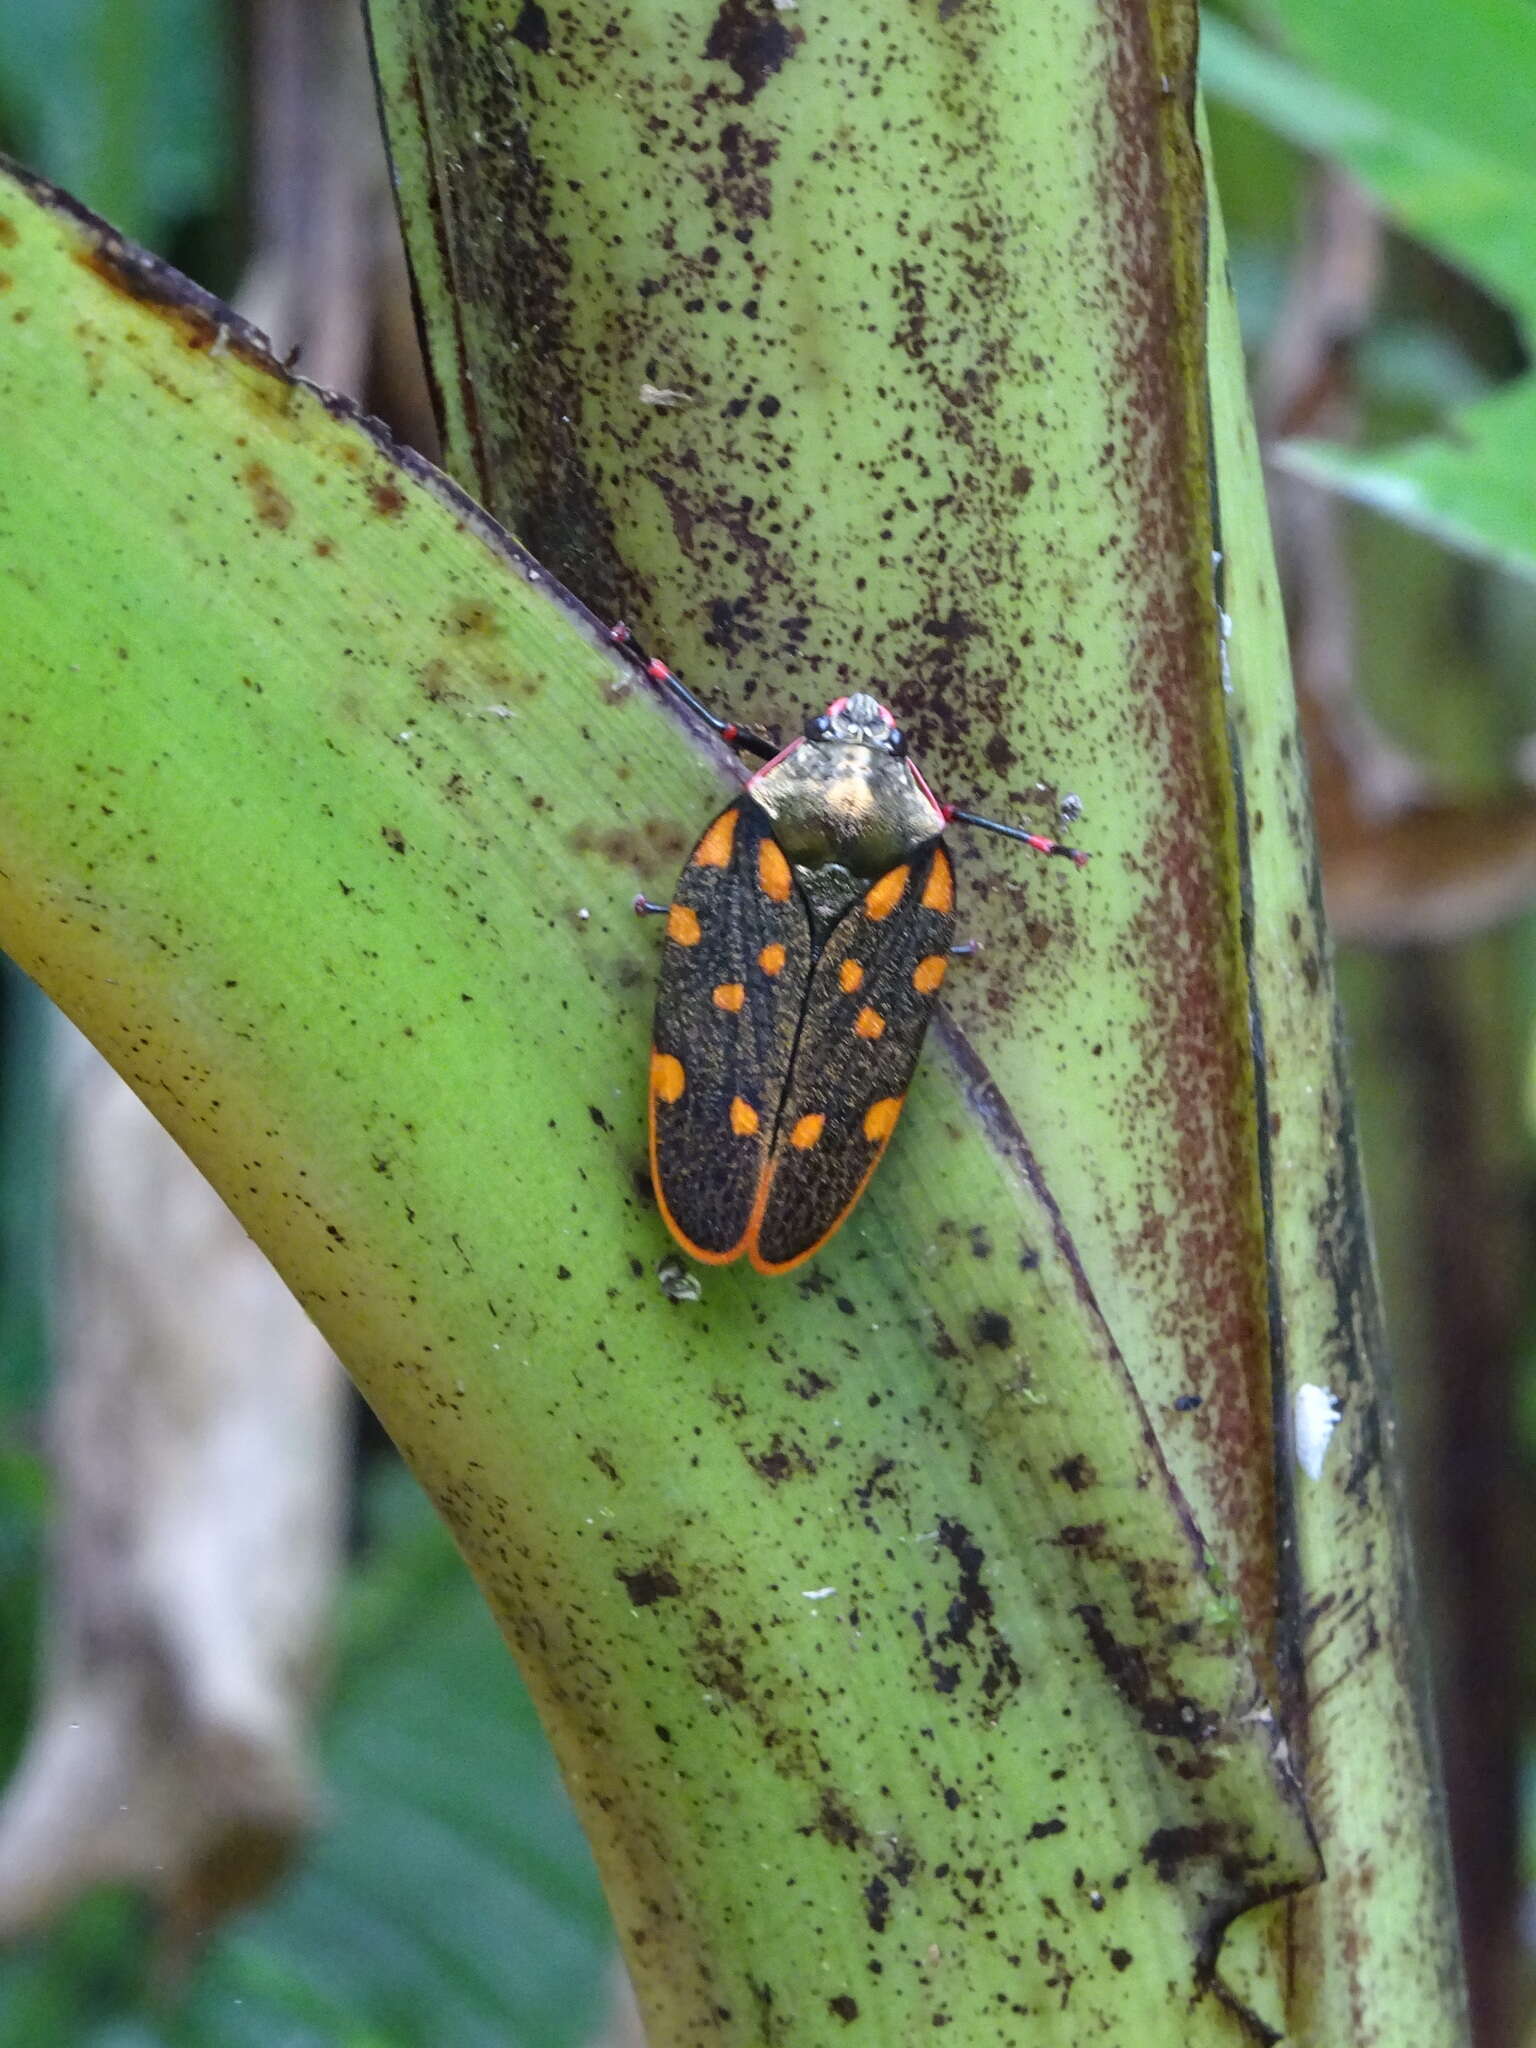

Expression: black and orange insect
xmin=621 ymin=629 xmax=1086 ymax=1275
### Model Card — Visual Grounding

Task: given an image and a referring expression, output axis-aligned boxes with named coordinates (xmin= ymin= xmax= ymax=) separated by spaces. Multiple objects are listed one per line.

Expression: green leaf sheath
xmin=0 ymin=161 xmax=1322 ymax=2043
xmin=1205 ymin=136 xmax=1469 ymax=2045
xmin=367 ymin=0 xmax=1272 ymax=1625
xmin=368 ymin=0 xmax=1465 ymax=2033
xmin=0 ymin=0 xmax=1470 ymax=2023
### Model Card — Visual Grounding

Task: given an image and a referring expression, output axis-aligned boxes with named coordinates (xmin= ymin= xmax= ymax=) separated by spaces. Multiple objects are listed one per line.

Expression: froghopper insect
xmin=622 ymin=630 xmax=1086 ymax=1275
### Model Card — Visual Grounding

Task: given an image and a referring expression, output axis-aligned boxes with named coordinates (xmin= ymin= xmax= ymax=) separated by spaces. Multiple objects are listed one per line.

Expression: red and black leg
xmin=609 ymin=622 xmax=778 ymax=762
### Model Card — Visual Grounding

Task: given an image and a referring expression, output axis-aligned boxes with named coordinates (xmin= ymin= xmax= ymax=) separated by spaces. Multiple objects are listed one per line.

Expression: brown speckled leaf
xmin=0 ymin=0 xmax=1467 ymax=2023
xmin=0 ymin=151 xmax=1321 ymax=2043
xmin=368 ymin=0 xmax=1465 ymax=2037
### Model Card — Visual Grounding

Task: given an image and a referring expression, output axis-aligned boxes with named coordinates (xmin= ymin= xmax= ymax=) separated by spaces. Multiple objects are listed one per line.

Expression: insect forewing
xmin=649 ymin=801 xmax=814 ymax=1262
xmin=751 ymin=841 xmax=956 ymax=1273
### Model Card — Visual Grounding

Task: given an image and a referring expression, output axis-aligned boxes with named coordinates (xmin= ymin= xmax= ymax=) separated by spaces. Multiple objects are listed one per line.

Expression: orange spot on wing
xmin=758 ymin=838 xmax=793 ymax=901
xmin=693 ymin=809 xmax=739 ymax=868
xmin=790 ymin=1112 xmax=825 ymax=1149
xmin=667 ymin=902 xmax=702 ymax=945
xmin=863 ymin=1096 xmax=903 ymax=1142
xmin=651 ymin=1051 xmax=686 ymax=1103
xmin=759 ymin=943 xmax=787 ymax=975
xmin=865 ymin=864 xmax=909 ymax=920
xmin=747 ymin=1096 xmax=904 ymax=1276
xmin=713 ymin=982 xmax=746 ymax=1012
xmin=854 ymin=1007 xmax=886 ymax=1040
xmin=839 ymin=958 xmax=864 ymax=993
xmin=649 ymin=1085 xmax=761 ymax=1269
xmin=913 ymin=953 xmax=948 ymax=993
xmin=920 ymin=848 xmax=954 ymax=913
xmin=730 ymin=1096 xmax=760 ymax=1136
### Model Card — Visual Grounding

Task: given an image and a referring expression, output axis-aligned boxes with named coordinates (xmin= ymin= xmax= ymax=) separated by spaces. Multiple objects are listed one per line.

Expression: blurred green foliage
xmin=0 ymin=971 xmax=53 ymax=1790
xmin=0 ymin=1471 xmax=612 ymax=2048
xmin=0 ymin=0 xmax=233 ymax=257
xmin=1207 ymin=0 xmax=1536 ymax=578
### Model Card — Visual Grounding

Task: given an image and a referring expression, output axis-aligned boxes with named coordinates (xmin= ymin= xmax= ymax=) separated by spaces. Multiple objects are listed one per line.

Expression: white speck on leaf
xmin=1294 ymin=1383 xmax=1342 ymax=1480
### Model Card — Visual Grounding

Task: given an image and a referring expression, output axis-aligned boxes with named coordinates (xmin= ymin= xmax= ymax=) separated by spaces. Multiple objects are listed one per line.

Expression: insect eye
xmin=804 ymin=713 xmax=834 ymax=741
xmin=888 ymin=727 xmax=909 ymax=758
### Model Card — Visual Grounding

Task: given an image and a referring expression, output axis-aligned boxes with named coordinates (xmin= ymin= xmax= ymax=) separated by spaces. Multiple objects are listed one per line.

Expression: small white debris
xmin=486 ymin=704 xmax=513 ymax=719
xmin=397 ymin=728 xmax=415 ymax=742
xmin=802 ymin=1587 xmax=837 ymax=1601
xmin=657 ymin=1255 xmax=701 ymax=1302
xmin=210 ymin=324 xmax=230 ymax=358
xmin=1293 ymin=1383 xmax=1342 ymax=1481
xmin=639 ymin=383 xmax=696 ymax=408
xmin=576 ymin=906 xmax=590 ymax=922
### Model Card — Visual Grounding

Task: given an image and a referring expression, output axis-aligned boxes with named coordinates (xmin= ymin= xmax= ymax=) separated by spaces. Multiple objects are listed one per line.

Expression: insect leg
xmin=944 ymin=806 xmax=1089 ymax=867
xmin=609 ymin=622 xmax=778 ymax=760
xmin=634 ymin=896 xmax=669 ymax=918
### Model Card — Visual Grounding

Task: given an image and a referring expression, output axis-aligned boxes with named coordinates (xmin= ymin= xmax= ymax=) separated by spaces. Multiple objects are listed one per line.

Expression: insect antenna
xmin=943 ymin=806 xmax=1088 ymax=867
xmin=609 ymin=622 xmax=778 ymax=761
